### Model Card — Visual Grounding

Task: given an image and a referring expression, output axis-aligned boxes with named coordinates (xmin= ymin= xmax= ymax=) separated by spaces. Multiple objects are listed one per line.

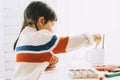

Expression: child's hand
xmin=49 ymin=56 xmax=59 ymax=65
xmin=47 ymin=56 xmax=59 ymax=68
xmin=93 ymin=34 xmax=102 ymax=46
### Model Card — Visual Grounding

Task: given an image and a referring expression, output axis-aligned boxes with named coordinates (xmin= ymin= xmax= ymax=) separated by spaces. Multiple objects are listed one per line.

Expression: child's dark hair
xmin=13 ymin=1 xmax=57 ymax=50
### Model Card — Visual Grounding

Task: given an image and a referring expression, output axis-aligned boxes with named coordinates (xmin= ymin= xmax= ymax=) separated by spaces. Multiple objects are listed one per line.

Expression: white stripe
xmin=15 ymin=50 xmax=52 ymax=54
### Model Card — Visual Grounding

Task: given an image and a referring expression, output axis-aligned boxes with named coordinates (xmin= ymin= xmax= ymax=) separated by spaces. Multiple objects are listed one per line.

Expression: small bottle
xmin=99 ymin=77 xmax=104 ymax=80
xmin=99 ymin=72 xmax=105 ymax=80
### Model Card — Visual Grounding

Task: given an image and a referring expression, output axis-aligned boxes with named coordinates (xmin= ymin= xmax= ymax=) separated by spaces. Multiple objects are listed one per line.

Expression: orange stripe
xmin=53 ymin=37 xmax=69 ymax=54
xmin=16 ymin=52 xmax=52 ymax=62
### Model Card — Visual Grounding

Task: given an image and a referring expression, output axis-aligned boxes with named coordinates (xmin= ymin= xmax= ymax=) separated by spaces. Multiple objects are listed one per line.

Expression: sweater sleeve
xmin=53 ymin=33 xmax=94 ymax=54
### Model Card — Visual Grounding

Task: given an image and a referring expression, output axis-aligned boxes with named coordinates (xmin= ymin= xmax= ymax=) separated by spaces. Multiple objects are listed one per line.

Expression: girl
xmin=12 ymin=1 xmax=101 ymax=80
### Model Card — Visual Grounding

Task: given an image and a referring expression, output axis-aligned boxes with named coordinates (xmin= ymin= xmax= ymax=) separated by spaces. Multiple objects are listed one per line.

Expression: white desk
xmin=39 ymin=59 xmax=120 ymax=80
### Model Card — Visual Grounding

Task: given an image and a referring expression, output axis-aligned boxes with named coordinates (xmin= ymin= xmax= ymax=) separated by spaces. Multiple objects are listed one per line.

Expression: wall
xmin=58 ymin=0 xmax=120 ymax=64
xmin=0 ymin=0 xmax=5 ymax=78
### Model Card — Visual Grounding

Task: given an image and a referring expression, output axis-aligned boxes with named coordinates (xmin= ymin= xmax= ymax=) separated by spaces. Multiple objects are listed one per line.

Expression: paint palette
xmin=69 ymin=69 xmax=98 ymax=79
xmin=95 ymin=65 xmax=120 ymax=72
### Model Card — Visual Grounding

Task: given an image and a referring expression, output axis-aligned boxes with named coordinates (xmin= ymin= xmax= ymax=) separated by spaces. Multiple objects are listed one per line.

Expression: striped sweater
xmin=12 ymin=27 xmax=94 ymax=80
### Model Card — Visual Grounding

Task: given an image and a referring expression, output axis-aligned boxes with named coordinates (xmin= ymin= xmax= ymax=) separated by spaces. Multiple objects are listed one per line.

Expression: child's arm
xmin=52 ymin=33 xmax=101 ymax=54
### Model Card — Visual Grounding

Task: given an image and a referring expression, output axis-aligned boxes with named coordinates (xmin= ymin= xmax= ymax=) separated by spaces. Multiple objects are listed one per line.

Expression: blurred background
xmin=0 ymin=0 xmax=120 ymax=79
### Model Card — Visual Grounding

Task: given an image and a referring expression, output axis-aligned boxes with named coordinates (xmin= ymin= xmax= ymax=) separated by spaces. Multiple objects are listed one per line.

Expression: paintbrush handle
xmin=102 ymin=34 xmax=105 ymax=49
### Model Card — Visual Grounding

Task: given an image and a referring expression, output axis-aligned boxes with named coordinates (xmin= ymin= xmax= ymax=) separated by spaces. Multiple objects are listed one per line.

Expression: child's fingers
xmin=47 ymin=56 xmax=59 ymax=69
xmin=54 ymin=56 xmax=59 ymax=64
xmin=50 ymin=56 xmax=54 ymax=64
xmin=50 ymin=56 xmax=59 ymax=64
xmin=93 ymin=34 xmax=102 ymax=44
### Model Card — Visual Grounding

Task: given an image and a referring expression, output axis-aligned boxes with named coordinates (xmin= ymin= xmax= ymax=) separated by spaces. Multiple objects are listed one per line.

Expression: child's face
xmin=37 ymin=17 xmax=56 ymax=32
xmin=42 ymin=20 xmax=56 ymax=32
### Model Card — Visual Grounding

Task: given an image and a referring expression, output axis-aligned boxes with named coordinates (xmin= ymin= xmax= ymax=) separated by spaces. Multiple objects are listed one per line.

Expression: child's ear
xmin=38 ymin=16 xmax=45 ymax=26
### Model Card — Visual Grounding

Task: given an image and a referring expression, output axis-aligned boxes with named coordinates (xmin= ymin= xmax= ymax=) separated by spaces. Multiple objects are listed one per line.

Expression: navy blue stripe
xmin=16 ymin=35 xmax=57 ymax=52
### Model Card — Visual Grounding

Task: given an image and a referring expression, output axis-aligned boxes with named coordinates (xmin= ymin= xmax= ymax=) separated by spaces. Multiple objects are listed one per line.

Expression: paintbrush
xmin=102 ymin=34 xmax=105 ymax=49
